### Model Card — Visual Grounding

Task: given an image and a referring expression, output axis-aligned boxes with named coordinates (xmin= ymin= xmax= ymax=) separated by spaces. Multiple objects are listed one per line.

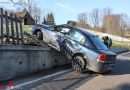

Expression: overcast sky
xmin=0 ymin=0 xmax=130 ymax=24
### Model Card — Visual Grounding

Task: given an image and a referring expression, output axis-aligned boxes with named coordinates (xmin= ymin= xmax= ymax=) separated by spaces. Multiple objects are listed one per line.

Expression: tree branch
xmin=9 ymin=0 xmax=23 ymax=5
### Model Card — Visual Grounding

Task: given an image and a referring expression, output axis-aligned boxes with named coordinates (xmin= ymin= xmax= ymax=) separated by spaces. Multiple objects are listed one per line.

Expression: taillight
xmin=98 ymin=54 xmax=106 ymax=61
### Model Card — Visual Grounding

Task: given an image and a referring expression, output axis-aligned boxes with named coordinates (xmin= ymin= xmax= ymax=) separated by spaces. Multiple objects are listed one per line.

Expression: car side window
xmin=68 ymin=29 xmax=86 ymax=44
xmin=84 ymin=38 xmax=95 ymax=49
xmin=85 ymin=38 xmax=91 ymax=47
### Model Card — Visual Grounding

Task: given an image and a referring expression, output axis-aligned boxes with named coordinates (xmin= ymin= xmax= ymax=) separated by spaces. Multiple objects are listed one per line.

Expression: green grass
xmin=2 ymin=24 xmax=32 ymax=40
xmin=112 ymin=41 xmax=130 ymax=49
xmin=22 ymin=25 xmax=32 ymax=33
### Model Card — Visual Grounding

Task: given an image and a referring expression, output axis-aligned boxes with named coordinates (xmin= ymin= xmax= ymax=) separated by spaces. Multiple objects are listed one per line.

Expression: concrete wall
xmin=0 ymin=45 xmax=70 ymax=81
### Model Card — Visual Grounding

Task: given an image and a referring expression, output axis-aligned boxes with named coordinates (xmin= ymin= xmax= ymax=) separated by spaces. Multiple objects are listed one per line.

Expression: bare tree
xmin=15 ymin=6 xmax=23 ymax=12
xmin=119 ymin=14 xmax=130 ymax=43
xmin=100 ymin=8 xmax=113 ymax=32
xmin=32 ymin=3 xmax=41 ymax=23
xmin=102 ymin=8 xmax=112 ymax=17
xmin=120 ymin=14 xmax=130 ymax=30
xmin=10 ymin=0 xmax=43 ymax=23
xmin=90 ymin=8 xmax=100 ymax=29
xmin=104 ymin=14 xmax=130 ymax=37
xmin=9 ymin=0 xmax=33 ymax=14
xmin=102 ymin=8 xmax=112 ymax=26
xmin=10 ymin=0 xmax=23 ymax=5
xmin=77 ymin=12 xmax=88 ymax=28
xmin=104 ymin=14 xmax=120 ymax=35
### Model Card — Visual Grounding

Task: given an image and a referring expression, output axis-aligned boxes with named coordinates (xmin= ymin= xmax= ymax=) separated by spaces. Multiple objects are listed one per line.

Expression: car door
xmin=44 ymin=27 xmax=60 ymax=50
xmin=57 ymin=27 xmax=71 ymax=46
xmin=62 ymin=29 xmax=86 ymax=59
xmin=46 ymin=26 xmax=70 ymax=51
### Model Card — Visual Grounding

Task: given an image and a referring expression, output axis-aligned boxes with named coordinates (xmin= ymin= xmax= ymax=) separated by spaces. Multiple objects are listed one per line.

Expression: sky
xmin=0 ymin=0 xmax=130 ymax=24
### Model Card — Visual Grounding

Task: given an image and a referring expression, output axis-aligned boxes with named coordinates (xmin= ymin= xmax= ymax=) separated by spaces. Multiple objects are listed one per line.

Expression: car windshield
xmin=90 ymin=37 xmax=109 ymax=50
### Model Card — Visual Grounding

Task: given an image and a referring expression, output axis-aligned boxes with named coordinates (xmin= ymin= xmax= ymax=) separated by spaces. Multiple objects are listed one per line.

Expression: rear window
xmin=90 ymin=37 xmax=109 ymax=50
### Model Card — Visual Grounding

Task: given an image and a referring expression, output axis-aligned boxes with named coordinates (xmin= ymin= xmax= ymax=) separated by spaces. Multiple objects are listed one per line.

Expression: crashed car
xmin=32 ymin=24 xmax=117 ymax=73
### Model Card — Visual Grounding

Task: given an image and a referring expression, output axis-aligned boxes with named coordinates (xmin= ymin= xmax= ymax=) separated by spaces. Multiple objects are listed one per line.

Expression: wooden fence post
xmin=5 ymin=11 xmax=10 ymax=44
xmin=10 ymin=13 xmax=15 ymax=44
xmin=15 ymin=15 xmax=20 ymax=45
xmin=19 ymin=17 xmax=23 ymax=43
xmin=0 ymin=8 xmax=4 ymax=44
xmin=0 ymin=8 xmax=27 ymax=45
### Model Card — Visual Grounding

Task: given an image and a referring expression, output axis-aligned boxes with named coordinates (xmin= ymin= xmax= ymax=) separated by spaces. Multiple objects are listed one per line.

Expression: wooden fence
xmin=0 ymin=8 xmax=23 ymax=45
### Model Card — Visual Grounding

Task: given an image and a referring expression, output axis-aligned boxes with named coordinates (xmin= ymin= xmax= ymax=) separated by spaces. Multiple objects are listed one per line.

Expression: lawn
xmin=1 ymin=24 xmax=32 ymax=42
xmin=2 ymin=24 xmax=32 ymax=33
xmin=112 ymin=40 xmax=130 ymax=49
xmin=22 ymin=25 xmax=32 ymax=33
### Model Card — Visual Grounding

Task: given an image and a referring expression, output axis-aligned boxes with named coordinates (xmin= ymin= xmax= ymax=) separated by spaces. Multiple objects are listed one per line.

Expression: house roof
xmin=15 ymin=12 xmax=28 ymax=18
xmin=15 ymin=11 xmax=36 ymax=25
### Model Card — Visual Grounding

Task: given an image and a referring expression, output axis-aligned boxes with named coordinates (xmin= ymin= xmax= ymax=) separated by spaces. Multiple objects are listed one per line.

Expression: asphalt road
xmin=1 ymin=52 xmax=130 ymax=90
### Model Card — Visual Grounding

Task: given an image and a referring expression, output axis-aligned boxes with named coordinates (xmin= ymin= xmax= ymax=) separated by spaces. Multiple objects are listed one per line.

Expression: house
xmin=104 ymin=14 xmax=121 ymax=35
xmin=15 ymin=11 xmax=35 ymax=25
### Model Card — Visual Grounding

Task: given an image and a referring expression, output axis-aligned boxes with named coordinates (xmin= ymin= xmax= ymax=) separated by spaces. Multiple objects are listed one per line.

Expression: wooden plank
xmin=2 ymin=35 xmax=22 ymax=40
xmin=0 ymin=8 xmax=4 ymax=44
xmin=15 ymin=15 xmax=20 ymax=45
xmin=24 ymin=31 xmax=46 ymax=46
xmin=19 ymin=17 xmax=23 ymax=43
xmin=10 ymin=13 xmax=15 ymax=44
xmin=5 ymin=11 xmax=10 ymax=44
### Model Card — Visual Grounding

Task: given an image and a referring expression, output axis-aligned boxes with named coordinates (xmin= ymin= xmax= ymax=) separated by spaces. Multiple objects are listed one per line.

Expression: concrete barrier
xmin=0 ymin=45 xmax=70 ymax=81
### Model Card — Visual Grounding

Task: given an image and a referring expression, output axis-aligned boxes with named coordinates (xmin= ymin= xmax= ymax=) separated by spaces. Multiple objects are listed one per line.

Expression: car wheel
xmin=36 ymin=31 xmax=43 ymax=40
xmin=72 ymin=56 xmax=86 ymax=72
xmin=103 ymin=70 xmax=112 ymax=74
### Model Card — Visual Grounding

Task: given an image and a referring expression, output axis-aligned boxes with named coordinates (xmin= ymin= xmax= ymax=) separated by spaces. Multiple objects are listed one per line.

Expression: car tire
xmin=36 ymin=31 xmax=43 ymax=40
xmin=103 ymin=70 xmax=112 ymax=74
xmin=72 ymin=56 xmax=87 ymax=72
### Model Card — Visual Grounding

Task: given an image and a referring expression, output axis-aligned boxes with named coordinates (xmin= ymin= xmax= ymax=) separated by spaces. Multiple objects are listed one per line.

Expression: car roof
xmin=36 ymin=24 xmax=96 ymax=38
xmin=55 ymin=24 xmax=73 ymax=29
xmin=36 ymin=24 xmax=53 ymax=28
xmin=75 ymin=27 xmax=95 ymax=38
xmin=58 ymin=24 xmax=95 ymax=38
